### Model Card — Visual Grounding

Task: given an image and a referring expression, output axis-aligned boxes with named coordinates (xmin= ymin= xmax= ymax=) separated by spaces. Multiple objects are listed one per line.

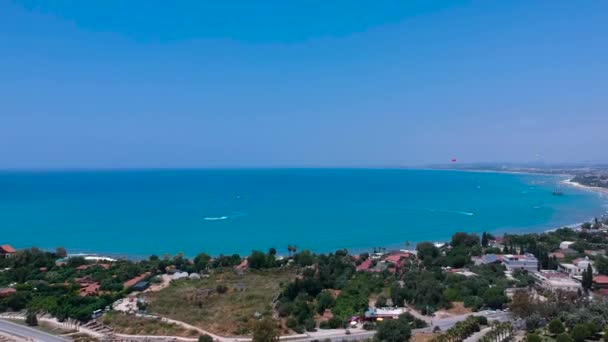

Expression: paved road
xmin=0 ymin=319 xmax=70 ymax=342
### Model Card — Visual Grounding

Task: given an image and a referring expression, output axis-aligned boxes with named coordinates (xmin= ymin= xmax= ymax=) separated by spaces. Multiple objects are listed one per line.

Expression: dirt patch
xmin=411 ymin=332 xmax=438 ymax=342
xmin=435 ymin=302 xmax=472 ymax=318
xmin=102 ymin=312 xmax=199 ymax=337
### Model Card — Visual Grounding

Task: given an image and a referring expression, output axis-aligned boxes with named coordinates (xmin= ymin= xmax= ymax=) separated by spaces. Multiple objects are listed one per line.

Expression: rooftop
xmin=0 ymin=245 xmax=16 ymax=254
xmin=593 ymin=275 xmax=608 ymax=284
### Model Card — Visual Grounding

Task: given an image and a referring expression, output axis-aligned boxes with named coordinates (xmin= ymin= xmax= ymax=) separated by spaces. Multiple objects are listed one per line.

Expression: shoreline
xmin=5 ymin=169 xmax=607 ymax=261
xmin=561 ymin=178 xmax=608 ymax=195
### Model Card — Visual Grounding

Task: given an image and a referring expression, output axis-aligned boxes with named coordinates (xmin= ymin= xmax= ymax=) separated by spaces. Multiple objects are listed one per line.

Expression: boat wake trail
xmin=204 ymin=216 xmax=229 ymax=221
xmin=427 ymin=209 xmax=475 ymax=216
xmin=203 ymin=211 xmax=247 ymax=221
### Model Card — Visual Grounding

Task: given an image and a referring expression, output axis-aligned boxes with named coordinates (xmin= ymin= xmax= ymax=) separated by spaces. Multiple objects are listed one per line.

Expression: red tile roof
xmin=593 ymin=275 xmax=608 ymax=284
xmin=0 ymin=288 xmax=16 ymax=297
xmin=235 ymin=259 xmax=248 ymax=270
xmin=356 ymin=259 xmax=372 ymax=271
xmin=124 ymin=272 xmax=151 ymax=289
xmin=0 ymin=245 xmax=16 ymax=254
xmin=549 ymin=252 xmax=565 ymax=259
xmin=79 ymin=283 xmax=100 ymax=297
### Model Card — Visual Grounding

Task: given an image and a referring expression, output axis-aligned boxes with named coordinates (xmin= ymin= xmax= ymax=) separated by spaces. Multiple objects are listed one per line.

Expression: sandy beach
xmin=561 ymin=178 xmax=608 ymax=195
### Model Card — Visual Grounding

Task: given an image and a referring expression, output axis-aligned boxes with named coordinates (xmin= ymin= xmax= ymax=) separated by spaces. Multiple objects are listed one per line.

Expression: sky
xmin=1 ymin=0 xmax=607 ymax=169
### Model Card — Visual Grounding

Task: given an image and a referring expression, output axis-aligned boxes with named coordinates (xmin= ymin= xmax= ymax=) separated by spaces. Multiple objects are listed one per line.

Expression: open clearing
xmin=102 ymin=312 xmax=199 ymax=337
xmin=144 ymin=268 xmax=297 ymax=336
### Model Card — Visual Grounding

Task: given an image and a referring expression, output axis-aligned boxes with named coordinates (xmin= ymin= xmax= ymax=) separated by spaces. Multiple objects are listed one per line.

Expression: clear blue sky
xmin=1 ymin=0 xmax=607 ymax=168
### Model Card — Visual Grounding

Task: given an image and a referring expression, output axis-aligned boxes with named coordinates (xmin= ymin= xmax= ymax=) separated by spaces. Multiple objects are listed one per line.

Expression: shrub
xmin=571 ymin=324 xmax=591 ymax=342
xmin=526 ymin=333 xmax=542 ymax=342
xmin=25 ymin=311 xmax=38 ymax=326
xmin=327 ymin=317 xmax=343 ymax=329
xmin=286 ymin=317 xmax=298 ymax=329
xmin=548 ymin=319 xmax=565 ymax=335
xmin=556 ymin=334 xmax=573 ymax=342
xmin=304 ymin=318 xmax=316 ymax=332
xmin=216 ymin=284 xmax=228 ymax=294
xmin=362 ymin=322 xmax=375 ymax=331
xmin=375 ymin=295 xmax=388 ymax=308
xmin=474 ymin=315 xmax=488 ymax=326
xmin=375 ymin=318 xmax=411 ymax=342
xmin=198 ymin=334 xmax=213 ymax=342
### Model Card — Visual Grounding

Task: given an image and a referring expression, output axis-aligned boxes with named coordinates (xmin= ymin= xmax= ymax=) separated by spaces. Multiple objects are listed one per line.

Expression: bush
xmin=571 ymin=324 xmax=591 ymax=342
xmin=548 ymin=319 xmax=565 ymax=335
xmin=304 ymin=318 xmax=316 ymax=332
xmin=464 ymin=296 xmax=484 ymax=311
xmin=526 ymin=333 xmax=542 ymax=342
xmin=375 ymin=295 xmax=388 ymax=308
xmin=327 ymin=317 xmax=343 ymax=329
xmin=25 ymin=311 xmax=38 ymax=326
xmin=216 ymin=284 xmax=228 ymax=294
xmin=375 ymin=318 xmax=411 ymax=342
xmin=286 ymin=317 xmax=298 ymax=329
xmin=474 ymin=316 xmax=488 ymax=326
xmin=362 ymin=322 xmax=375 ymax=331
xmin=198 ymin=334 xmax=213 ymax=342
xmin=556 ymin=333 xmax=573 ymax=342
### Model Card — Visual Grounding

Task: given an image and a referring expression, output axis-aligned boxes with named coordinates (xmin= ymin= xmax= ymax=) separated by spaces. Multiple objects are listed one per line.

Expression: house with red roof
xmin=384 ymin=252 xmax=412 ymax=269
xmin=0 ymin=288 xmax=16 ymax=297
xmin=79 ymin=283 xmax=100 ymax=297
xmin=0 ymin=245 xmax=16 ymax=258
xmin=124 ymin=272 xmax=151 ymax=289
xmin=593 ymin=275 xmax=608 ymax=290
xmin=356 ymin=258 xmax=373 ymax=272
xmin=235 ymin=259 xmax=249 ymax=271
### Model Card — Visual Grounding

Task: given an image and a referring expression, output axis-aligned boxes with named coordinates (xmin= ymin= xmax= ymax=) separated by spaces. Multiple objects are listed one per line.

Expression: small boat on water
xmin=552 ymin=190 xmax=564 ymax=196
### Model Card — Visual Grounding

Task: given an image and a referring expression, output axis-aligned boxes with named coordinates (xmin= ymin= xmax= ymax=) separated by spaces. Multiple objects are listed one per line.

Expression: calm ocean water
xmin=0 ymin=169 xmax=606 ymax=258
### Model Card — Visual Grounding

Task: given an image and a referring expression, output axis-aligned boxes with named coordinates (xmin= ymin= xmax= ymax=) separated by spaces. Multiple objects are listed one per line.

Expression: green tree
xmin=375 ymin=315 xmax=411 ymax=342
xmin=198 ymin=334 xmax=214 ymax=342
xmin=252 ymin=317 xmax=280 ymax=342
xmin=526 ymin=333 xmax=542 ymax=342
xmin=556 ymin=333 xmax=573 ymax=342
xmin=315 ymin=290 xmax=335 ymax=314
xmin=481 ymin=232 xmax=489 ymax=248
xmin=596 ymin=256 xmax=608 ymax=275
xmin=25 ymin=311 xmax=38 ymax=326
xmin=55 ymin=246 xmax=67 ymax=258
xmin=194 ymin=253 xmax=211 ymax=271
xmin=571 ymin=324 xmax=591 ymax=342
xmin=548 ymin=319 xmax=565 ymax=335
xmin=582 ymin=264 xmax=593 ymax=290
xmin=375 ymin=295 xmax=388 ymax=308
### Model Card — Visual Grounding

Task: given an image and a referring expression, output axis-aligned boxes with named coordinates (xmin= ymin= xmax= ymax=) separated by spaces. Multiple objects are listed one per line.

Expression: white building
xmin=560 ymin=241 xmax=576 ymax=250
xmin=559 ymin=257 xmax=596 ymax=278
xmin=531 ymin=270 xmax=582 ymax=293
xmin=502 ymin=253 xmax=539 ymax=273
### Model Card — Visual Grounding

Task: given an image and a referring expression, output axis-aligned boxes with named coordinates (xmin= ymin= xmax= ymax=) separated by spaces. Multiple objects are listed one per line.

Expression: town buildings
xmin=502 ymin=254 xmax=539 ymax=273
xmin=0 ymin=245 xmax=16 ymax=258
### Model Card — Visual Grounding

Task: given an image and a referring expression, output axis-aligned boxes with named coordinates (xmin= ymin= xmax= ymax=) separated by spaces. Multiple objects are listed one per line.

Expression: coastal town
xmin=2 ymin=214 xmax=608 ymax=342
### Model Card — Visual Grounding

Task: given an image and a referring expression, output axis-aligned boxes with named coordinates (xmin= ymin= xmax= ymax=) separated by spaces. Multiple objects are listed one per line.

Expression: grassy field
xmin=144 ymin=268 xmax=297 ymax=336
xmin=102 ymin=312 xmax=199 ymax=337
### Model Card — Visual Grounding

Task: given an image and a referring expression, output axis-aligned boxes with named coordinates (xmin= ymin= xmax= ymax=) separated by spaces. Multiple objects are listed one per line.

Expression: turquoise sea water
xmin=0 ymin=169 xmax=606 ymax=258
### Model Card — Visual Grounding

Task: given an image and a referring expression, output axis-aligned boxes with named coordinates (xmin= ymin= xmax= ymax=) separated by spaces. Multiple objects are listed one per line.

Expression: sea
xmin=0 ymin=169 xmax=606 ymax=258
